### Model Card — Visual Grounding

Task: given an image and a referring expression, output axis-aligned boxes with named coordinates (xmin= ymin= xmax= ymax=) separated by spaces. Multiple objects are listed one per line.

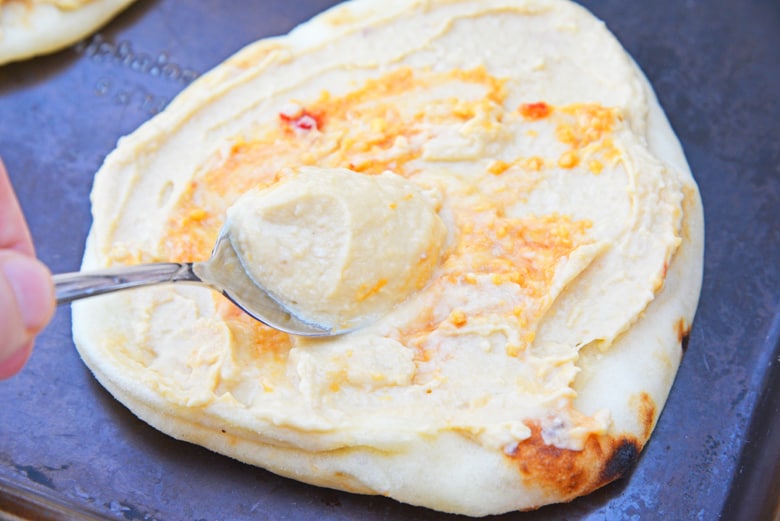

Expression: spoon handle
xmin=53 ymin=263 xmax=200 ymax=304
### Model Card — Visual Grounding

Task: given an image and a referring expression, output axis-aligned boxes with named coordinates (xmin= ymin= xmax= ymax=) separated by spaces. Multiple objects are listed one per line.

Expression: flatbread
xmin=72 ymin=0 xmax=704 ymax=515
xmin=0 ymin=0 xmax=136 ymax=65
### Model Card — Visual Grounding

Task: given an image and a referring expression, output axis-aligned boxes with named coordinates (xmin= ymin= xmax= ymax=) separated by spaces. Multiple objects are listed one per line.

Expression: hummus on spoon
xmin=225 ymin=167 xmax=446 ymax=330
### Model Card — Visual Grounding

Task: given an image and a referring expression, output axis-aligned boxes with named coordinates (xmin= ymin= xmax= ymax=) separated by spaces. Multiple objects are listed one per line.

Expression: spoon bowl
xmin=53 ymin=230 xmax=338 ymax=337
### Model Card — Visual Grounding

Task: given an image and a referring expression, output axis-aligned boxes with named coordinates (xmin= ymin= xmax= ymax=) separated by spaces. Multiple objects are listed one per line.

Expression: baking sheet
xmin=1 ymin=0 xmax=778 ymax=519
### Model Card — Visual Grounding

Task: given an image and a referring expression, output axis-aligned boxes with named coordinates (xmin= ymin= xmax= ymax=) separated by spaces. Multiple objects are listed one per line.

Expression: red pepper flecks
xmin=519 ymin=102 xmax=552 ymax=120
xmin=279 ymin=108 xmax=324 ymax=133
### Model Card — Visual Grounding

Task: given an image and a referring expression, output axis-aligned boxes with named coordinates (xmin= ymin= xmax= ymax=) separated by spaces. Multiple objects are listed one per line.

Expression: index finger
xmin=0 ymin=158 xmax=35 ymax=257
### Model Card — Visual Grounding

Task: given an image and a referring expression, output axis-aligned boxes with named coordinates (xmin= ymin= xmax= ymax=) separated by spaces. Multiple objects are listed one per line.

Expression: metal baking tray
xmin=1 ymin=0 xmax=778 ymax=519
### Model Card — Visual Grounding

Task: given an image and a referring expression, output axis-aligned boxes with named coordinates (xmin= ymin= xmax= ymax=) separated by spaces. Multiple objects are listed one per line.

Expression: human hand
xmin=0 ymin=158 xmax=55 ymax=379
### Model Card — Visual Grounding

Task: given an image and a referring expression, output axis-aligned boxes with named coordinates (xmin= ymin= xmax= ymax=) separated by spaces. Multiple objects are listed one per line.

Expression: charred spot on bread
xmin=506 ymin=424 xmax=641 ymax=502
xmin=634 ymin=392 xmax=658 ymax=440
xmin=676 ymin=317 xmax=692 ymax=352
xmin=598 ymin=438 xmax=640 ymax=484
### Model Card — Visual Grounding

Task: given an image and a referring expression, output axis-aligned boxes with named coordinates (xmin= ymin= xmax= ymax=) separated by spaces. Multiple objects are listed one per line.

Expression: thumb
xmin=0 ymin=252 xmax=55 ymax=379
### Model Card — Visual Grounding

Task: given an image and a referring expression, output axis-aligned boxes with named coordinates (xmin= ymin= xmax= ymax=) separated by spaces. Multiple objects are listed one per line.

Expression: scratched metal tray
xmin=1 ymin=0 xmax=778 ymax=519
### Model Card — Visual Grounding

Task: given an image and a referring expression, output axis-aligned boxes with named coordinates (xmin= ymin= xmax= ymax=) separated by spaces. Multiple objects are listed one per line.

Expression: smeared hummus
xmin=74 ymin=0 xmax=704 ymax=515
xmin=226 ymin=167 xmax=446 ymax=330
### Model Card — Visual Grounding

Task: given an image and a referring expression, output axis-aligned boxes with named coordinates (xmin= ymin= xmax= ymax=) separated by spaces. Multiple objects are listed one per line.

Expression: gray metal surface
xmin=0 ymin=0 xmax=778 ymax=519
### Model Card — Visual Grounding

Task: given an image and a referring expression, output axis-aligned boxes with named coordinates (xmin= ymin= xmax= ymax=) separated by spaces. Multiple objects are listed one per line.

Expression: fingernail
xmin=1 ymin=256 xmax=54 ymax=333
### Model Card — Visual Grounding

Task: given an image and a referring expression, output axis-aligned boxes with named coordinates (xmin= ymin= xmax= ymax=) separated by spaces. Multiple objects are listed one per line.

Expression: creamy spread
xmin=0 ymin=0 xmax=135 ymax=66
xmin=0 ymin=0 xmax=95 ymax=11
xmin=225 ymin=167 xmax=446 ymax=330
xmin=76 ymin=3 xmax=701 ymax=508
xmin=0 ymin=0 xmax=95 ymax=23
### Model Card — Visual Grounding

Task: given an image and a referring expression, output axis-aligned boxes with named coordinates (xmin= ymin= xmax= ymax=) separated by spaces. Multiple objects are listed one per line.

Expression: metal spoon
xmin=53 ymin=229 xmax=337 ymax=337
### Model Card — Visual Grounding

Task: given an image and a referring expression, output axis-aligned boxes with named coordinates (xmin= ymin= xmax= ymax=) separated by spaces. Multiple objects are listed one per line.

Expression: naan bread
xmin=0 ymin=0 xmax=135 ymax=65
xmin=73 ymin=0 xmax=704 ymax=515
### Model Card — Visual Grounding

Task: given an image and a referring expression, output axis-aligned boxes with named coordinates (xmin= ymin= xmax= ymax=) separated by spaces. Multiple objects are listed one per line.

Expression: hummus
xmin=73 ymin=0 xmax=704 ymax=515
xmin=225 ymin=167 xmax=446 ymax=330
xmin=0 ymin=0 xmax=135 ymax=65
